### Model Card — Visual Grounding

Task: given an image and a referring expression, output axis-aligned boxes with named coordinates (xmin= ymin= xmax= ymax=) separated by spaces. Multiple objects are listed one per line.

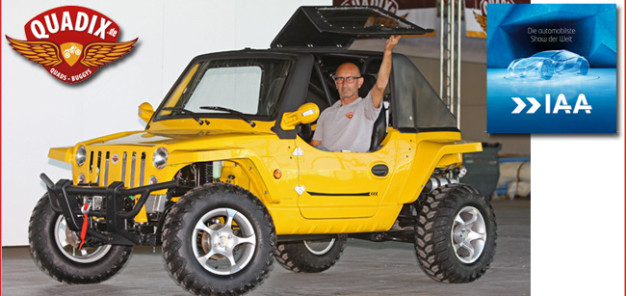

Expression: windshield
xmin=155 ymin=58 xmax=292 ymax=121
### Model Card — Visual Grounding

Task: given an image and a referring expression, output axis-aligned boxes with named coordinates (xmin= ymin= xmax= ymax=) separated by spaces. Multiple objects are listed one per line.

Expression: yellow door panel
xmin=295 ymin=137 xmax=396 ymax=219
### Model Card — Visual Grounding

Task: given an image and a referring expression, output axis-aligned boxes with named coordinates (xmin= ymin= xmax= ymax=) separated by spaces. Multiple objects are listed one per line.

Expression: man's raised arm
xmin=370 ymin=35 xmax=401 ymax=108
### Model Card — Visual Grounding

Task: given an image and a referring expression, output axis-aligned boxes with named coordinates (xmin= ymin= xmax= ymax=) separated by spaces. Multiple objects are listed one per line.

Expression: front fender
xmin=168 ymin=148 xmax=283 ymax=205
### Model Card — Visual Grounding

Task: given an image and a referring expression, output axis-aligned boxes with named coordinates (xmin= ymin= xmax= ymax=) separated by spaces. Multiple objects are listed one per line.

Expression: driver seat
xmin=369 ymin=101 xmax=387 ymax=152
xmin=358 ymin=74 xmax=387 ymax=152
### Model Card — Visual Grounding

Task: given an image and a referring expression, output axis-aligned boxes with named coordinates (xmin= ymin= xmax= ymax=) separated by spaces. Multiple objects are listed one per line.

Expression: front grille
xmin=86 ymin=149 xmax=148 ymax=187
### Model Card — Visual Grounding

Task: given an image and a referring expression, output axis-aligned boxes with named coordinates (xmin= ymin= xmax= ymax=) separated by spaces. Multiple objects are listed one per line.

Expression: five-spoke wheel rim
xmin=192 ymin=208 xmax=256 ymax=276
xmin=451 ymin=206 xmax=487 ymax=264
xmin=303 ymin=238 xmax=336 ymax=256
xmin=54 ymin=215 xmax=111 ymax=263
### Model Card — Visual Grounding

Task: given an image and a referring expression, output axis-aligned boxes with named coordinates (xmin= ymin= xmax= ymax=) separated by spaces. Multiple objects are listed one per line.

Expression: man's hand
xmin=385 ymin=35 xmax=401 ymax=53
xmin=371 ymin=35 xmax=401 ymax=108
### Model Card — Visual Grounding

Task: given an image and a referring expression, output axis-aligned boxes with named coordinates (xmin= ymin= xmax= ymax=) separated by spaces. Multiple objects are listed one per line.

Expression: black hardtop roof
xmin=271 ymin=6 xmax=433 ymax=49
xmin=191 ymin=47 xmax=393 ymax=60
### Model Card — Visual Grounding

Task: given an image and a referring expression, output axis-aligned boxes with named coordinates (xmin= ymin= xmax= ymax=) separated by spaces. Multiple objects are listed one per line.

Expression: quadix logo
xmin=511 ymin=94 xmax=592 ymax=114
xmin=6 ymin=6 xmax=137 ymax=83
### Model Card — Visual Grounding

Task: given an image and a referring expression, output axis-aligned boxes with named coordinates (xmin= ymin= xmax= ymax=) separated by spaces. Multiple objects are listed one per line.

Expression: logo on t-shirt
xmin=345 ymin=112 xmax=354 ymax=119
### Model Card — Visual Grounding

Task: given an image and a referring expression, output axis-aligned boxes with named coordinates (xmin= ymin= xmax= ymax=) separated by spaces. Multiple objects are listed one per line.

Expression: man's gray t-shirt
xmin=312 ymin=92 xmax=382 ymax=152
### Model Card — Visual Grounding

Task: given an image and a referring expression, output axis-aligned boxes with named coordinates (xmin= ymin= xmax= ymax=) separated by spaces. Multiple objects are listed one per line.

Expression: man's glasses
xmin=332 ymin=75 xmax=361 ymax=84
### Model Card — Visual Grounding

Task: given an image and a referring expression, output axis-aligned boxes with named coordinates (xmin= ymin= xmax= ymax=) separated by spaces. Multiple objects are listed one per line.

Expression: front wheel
xmin=29 ymin=194 xmax=132 ymax=283
xmin=275 ymin=236 xmax=346 ymax=273
xmin=414 ymin=184 xmax=497 ymax=283
xmin=162 ymin=183 xmax=275 ymax=296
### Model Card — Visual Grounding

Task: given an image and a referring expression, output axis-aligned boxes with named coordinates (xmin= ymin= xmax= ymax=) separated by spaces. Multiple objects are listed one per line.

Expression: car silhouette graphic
xmin=507 ymin=50 xmax=589 ymax=80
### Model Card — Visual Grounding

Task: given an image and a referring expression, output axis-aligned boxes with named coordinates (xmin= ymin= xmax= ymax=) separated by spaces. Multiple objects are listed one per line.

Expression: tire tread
xmin=29 ymin=194 xmax=132 ymax=284
xmin=162 ymin=183 xmax=275 ymax=296
xmin=274 ymin=236 xmax=346 ymax=273
xmin=414 ymin=184 xmax=497 ymax=283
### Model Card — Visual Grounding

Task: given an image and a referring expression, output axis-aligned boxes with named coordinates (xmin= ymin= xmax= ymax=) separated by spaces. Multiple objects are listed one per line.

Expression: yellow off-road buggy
xmin=31 ymin=6 xmax=496 ymax=296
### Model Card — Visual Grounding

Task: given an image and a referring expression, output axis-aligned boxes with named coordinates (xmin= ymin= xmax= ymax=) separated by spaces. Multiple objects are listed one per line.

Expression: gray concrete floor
xmin=2 ymin=199 xmax=529 ymax=296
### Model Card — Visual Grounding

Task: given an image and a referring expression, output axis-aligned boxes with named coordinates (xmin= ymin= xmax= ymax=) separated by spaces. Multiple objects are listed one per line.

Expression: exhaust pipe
xmin=424 ymin=177 xmax=458 ymax=193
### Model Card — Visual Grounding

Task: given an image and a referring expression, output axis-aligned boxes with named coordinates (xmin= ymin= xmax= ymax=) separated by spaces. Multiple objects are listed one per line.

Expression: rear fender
xmin=404 ymin=140 xmax=482 ymax=203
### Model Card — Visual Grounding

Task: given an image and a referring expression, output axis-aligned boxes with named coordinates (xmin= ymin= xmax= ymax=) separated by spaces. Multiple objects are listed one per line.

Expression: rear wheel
xmin=29 ymin=194 xmax=132 ymax=283
xmin=414 ymin=184 xmax=497 ymax=283
xmin=275 ymin=236 xmax=346 ymax=273
xmin=162 ymin=183 xmax=275 ymax=296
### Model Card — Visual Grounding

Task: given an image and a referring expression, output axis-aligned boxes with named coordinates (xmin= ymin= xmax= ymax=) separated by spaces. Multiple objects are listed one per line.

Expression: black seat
xmin=358 ymin=74 xmax=376 ymax=98
xmin=358 ymin=74 xmax=387 ymax=152
xmin=369 ymin=102 xmax=387 ymax=151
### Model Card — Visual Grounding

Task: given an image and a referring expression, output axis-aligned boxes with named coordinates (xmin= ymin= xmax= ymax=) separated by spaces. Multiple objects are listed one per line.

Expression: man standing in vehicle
xmin=311 ymin=35 xmax=401 ymax=152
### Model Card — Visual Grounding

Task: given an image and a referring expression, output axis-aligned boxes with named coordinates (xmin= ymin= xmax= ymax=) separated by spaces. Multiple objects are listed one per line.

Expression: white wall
xmin=1 ymin=0 xmax=330 ymax=246
xmin=530 ymin=1 xmax=623 ymax=295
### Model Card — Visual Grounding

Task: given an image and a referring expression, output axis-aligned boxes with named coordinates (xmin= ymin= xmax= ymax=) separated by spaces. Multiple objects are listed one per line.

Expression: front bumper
xmin=41 ymin=173 xmax=178 ymax=246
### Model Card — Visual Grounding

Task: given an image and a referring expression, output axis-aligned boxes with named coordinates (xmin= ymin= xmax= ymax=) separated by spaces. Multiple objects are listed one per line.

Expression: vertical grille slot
xmin=104 ymin=152 xmax=110 ymax=186
xmin=139 ymin=152 xmax=146 ymax=186
xmin=89 ymin=151 xmax=94 ymax=173
xmin=121 ymin=152 xmax=127 ymax=185
xmin=96 ymin=151 xmax=102 ymax=185
xmin=130 ymin=152 xmax=137 ymax=188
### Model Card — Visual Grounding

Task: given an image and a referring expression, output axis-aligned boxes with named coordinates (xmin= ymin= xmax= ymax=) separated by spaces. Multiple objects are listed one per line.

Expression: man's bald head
xmin=336 ymin=62 xmax=360 ymax=75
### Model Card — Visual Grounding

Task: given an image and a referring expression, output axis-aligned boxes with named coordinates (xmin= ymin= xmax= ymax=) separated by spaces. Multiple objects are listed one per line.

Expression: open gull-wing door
xmin=271 ymin=6 xmax=433 ymax=48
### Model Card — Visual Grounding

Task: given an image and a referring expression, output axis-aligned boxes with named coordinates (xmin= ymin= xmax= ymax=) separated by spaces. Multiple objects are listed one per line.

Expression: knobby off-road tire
xmin=162 ymin=183 xmax=276 ymax=296
xmin=414 ymin=184 xmax=497 ymax=283
xmin=275 ymin=236 xmax=346 ymax=273
xmin=29 ymin=194 xmax=133 ymax=283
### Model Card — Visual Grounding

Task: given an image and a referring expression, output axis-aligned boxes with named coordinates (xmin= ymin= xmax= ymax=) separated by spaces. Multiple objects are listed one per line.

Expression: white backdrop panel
xmin=1 ymin=0 xmax=330 ymax=246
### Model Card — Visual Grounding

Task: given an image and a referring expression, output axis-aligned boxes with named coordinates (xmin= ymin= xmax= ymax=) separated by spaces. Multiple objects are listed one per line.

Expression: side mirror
xmin=138 ymin=102 xmax=154 ymax=123
xmin=281 ymin=103 xmax=319 ymax=130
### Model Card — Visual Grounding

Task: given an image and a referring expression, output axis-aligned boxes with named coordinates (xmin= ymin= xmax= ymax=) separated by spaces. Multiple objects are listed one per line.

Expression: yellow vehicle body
xmin=34 ymin=8 xmax=495 ymax=294
xmin=49 ymin=116 xmax=480 ymax=235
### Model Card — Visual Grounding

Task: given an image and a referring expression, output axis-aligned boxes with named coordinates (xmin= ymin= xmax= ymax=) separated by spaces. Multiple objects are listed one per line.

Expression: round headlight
xmin=76 ymin=145 xmax=86 ymax=167
xmin=153 ymin=147 xmax=168 ymax=169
